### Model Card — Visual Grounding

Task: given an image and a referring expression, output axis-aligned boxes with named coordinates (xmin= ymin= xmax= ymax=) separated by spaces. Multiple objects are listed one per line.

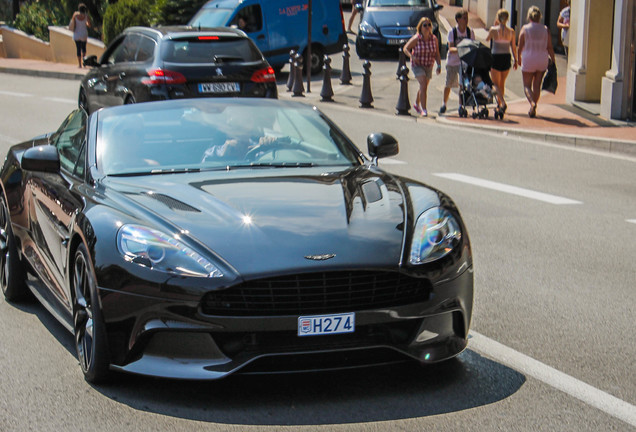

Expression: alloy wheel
xmin=73 ymin=251 xmax=95 ymax=373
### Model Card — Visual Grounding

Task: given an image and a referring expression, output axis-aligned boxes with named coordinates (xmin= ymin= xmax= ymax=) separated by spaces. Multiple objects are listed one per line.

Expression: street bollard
xmin=396 ymin=47 xmax=406 ymax=79
xmin=359 ymin=60 xmax=374 ymax=108
xmin=395 ymin=65 xmax=411 ymax=115
xmin=340 ymin=44 xmax=352 ymax=85
xmin=286 ymin=49 xmax=296 ymax=92
xmin=292 ymin=53 xmax=305 ymax=97
xmin=320 ymin=55 xmax=335 ymax=102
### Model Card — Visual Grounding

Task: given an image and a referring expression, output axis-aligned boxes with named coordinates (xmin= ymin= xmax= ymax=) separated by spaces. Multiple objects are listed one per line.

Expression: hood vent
xmin=146 ymin=193 xmax=200 ymax=212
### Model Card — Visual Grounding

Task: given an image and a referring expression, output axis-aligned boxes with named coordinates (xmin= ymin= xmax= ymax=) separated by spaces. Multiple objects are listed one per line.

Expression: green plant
xmin=12 ymin=0 xmax=66 ymax=42
xmin=102 ymin=0 xmax=154 ymax=44
xmin=152 ymin=0 xmax=208 ymax=26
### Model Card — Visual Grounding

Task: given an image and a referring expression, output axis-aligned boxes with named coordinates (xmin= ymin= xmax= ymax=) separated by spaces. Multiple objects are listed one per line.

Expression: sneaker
xmin=413 ymin=104 xmax=422 ymax=115
xmin=439 ymin=105 xmax=447 ymax=114
xmin=422 ymin=109 xmax=428 ymax=117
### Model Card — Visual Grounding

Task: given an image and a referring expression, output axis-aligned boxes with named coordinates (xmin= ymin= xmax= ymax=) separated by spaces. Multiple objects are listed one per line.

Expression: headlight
xmin=409 ymin=207 xmax=461 ymax=265
xmin=359 ymin=21 xmax=378 ymax=35
xmin=117 ymin=224 xmax=223 ymax=278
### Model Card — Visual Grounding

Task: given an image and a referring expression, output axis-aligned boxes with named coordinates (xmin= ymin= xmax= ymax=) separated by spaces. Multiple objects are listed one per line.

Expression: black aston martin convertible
xmin=0 ymin=98 xmax=473 ymax=382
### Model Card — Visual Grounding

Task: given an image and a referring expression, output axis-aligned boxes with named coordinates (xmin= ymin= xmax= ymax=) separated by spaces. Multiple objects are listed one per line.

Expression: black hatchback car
xmin=80 ymin=26 xmax=277 ymax=113
xmin=355 ymin=0 xmax=443 ymax=59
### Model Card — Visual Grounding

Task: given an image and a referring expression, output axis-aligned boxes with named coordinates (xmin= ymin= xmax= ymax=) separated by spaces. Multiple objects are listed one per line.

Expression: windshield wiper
xmin=228 ymin=162 xmax=315 ymax=169
xmin=109 ymin=167 xmax=210 ymax=177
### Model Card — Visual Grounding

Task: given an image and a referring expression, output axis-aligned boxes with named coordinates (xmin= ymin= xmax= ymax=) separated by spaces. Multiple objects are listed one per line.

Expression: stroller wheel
xmin=472 ymin=112 xmax=478 ymax=119
xmin=481 ymin=108 xmax=489 ymax=119
xmin=494 ymin=111 xmax=500 ymax=120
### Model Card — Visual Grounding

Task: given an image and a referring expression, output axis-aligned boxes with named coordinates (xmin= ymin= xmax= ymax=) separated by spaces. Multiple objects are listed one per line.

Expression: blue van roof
xmin=201 ymin=0 xmax=242 ymax=8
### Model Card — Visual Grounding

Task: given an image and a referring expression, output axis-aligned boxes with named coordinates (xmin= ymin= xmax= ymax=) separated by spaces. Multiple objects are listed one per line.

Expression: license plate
xmin=387 ymin=38 xmax=407 ymax=45
xmin=298 ymin=313 xmax=355 ymax=336
xmin=198 ymin=82 xmax=240 ymax=93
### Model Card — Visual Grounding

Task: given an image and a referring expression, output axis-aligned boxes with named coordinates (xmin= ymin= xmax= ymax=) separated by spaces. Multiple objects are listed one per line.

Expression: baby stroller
xmin=455 ymin=39 xmax=505 ymax=120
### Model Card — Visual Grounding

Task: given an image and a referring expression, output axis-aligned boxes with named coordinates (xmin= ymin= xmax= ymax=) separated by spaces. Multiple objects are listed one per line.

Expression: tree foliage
xmin=12 ymin=0 xmax=66 ymax=42
xmin=102 ymin=0 xmax=154 ymax=44
xmin=153 ymin=0 xmax=208 ymax=25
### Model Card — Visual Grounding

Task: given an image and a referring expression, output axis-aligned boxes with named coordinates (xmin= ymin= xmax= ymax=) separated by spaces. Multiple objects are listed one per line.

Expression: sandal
xmin=528 ymin=104 xmax=536 ymax=118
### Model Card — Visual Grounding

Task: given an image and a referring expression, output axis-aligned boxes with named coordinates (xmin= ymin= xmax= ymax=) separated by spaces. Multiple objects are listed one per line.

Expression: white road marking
xmin=627 ymin=219 xmax=636 ymax=225
xmin=42 ymin=97 xmax=76 ymax=104
xmin=0 ymin=90 xmax=32 ymax=98
xmin=470 ymin=331 xmax=636 ymax=427
xmin=433 ymin=173 xmax=583 ymax=205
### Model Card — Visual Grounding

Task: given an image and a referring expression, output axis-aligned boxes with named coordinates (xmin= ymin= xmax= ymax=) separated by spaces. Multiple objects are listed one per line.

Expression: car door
xmin=84 ymin=34 xmax=125 ymax=111
xmin=104 ymin=33 xmax=141 ymax=106
xmin=231 ymin=4 xmax=269 ymax=56
xmin=28 ymin=110 xmax=87 ymax=305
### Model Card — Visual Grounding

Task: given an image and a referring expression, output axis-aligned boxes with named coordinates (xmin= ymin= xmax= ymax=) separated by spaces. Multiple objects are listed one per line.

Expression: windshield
xmin=96 ymin=100 xmax=362 ymax=176
xmin=368 ymin=0 xmax=432 ymax=6
xmin=189 ymin=8 xmax=234 ymax=28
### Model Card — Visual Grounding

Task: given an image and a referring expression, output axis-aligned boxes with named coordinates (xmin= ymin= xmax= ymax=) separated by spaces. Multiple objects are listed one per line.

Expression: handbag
xmin=542 ymin=61 xmax=558 ymax=94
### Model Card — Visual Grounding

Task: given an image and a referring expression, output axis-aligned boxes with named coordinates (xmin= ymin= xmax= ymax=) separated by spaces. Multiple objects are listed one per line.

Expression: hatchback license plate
xmin=387 ymin=38 xmax=407 ymax=45
xmin=198 ymin=82 xmax=240 ymax=93
xmin=298 ymin=313 xmax=355 ymax=336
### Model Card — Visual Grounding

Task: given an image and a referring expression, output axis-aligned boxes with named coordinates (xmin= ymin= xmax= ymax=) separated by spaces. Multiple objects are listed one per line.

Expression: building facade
xmin=566 ymin=0 xmax=635 ymax=121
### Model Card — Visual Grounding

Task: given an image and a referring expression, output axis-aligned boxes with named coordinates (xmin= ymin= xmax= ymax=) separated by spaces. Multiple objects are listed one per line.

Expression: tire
xmin=356 ymin=39 xmax=370 ymax=59
xmin=0 ymin=196 xmax=28 ymax=302
xmin=304 ymin=45 xmax=324 ymax=75
xmin=124 ymin=94 xmax=136 ymax=105
xmin=73 ymin=244 xmax=110 ymax=383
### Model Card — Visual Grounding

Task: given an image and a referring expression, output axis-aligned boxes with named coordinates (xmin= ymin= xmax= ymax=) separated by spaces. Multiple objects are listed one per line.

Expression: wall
xmin=1 ymin=26 xmax=52 ymax=60
xmin=0 ymin=25 xmax=104 ymax=64
xmin=584 ymin=0 xmax=613 ymax=99
xmin=49 ymin=26 xmax=105 ymax=64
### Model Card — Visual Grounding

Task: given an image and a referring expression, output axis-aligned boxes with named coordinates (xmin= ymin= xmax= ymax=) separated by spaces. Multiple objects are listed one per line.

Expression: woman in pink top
xmin=517 ymin=6 xmax=555 ymax=117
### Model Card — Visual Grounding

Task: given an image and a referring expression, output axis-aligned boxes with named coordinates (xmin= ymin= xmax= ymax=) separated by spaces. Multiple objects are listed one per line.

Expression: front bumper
xmin=99 ymin=266 xmax=473 ymax=380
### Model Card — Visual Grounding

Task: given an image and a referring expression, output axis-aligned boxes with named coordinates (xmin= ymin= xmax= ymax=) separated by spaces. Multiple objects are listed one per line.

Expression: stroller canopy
xmin=457 ymin=39 xmax=493 ymax=69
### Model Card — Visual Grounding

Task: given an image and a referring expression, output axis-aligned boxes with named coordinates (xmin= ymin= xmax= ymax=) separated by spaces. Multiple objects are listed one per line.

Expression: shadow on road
xmin=15 ymin=294 xmax=525 ymax=426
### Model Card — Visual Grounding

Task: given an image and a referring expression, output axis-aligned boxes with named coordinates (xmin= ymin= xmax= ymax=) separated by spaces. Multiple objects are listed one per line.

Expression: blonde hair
xmin=527 ymin=6 xmax=542 ymax=23
xmin=497 ymin=9 xmax=509 ymax=24
xmin=416 ymin=17 xmax=432 ymax=34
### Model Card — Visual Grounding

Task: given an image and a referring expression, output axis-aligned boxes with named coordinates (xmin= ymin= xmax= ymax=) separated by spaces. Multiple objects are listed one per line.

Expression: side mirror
xmin=367 ymin=133 xmax=399 ymax=162
xmin=434 ymin=4 xmax=443 ymax=11
xmin=355 ymin=3 xmax=364 ymax=11
xmin=21 ymin=145 xmax=60 ymax=173
xmin=83 ymin=55 xmax=99 ymax=67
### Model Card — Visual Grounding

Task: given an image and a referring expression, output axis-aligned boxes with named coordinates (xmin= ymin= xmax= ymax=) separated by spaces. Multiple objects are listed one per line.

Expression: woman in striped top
xmin=403 ymin=17 xmax=441 ymax=117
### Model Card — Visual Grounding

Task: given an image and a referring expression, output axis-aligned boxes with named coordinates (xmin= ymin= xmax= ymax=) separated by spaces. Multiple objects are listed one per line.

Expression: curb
xmin=435 ymin=116 xmax=636 ymax=158
xmin=0 ymin=66 xmax=84 ymax=81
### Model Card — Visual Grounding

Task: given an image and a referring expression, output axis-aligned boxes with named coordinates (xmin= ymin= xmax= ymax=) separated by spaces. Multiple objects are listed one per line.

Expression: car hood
xmin=103 ymin=167 xmax=432 ymax=277
xmin=365 ymin=7 xmax=436 ymax=28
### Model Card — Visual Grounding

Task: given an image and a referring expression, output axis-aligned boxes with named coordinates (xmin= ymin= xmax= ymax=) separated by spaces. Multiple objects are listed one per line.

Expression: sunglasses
xmin=422 ymin=23 xmax=432 ymax=27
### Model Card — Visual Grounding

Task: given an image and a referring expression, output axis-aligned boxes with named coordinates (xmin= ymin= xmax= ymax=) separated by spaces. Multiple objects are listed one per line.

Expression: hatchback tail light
xmin=142 ymin=69 xmax=187 ymax=85
xmin=251 ymin=67 xmax=276 ymax=83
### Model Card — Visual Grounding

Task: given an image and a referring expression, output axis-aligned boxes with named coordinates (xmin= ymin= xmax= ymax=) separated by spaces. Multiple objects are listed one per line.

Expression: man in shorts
xmin=440 ymin=10 xmax=475 ymax=114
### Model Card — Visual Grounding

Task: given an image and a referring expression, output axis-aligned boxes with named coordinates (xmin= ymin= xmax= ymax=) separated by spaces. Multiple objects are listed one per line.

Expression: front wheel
xmin=0 ymin=196 xmax=28 ymax=301
xmin=304 ymin=45 xmax=324 ymax=75
xmin=124 ymin=94 xmax=136 ymax=105
xmin=73 ymin=244 xmax=110 ymax=383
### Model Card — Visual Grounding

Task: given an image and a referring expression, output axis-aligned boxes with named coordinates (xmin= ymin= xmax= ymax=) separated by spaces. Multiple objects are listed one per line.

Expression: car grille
xmin=380 ymin=26 xmax=416 ymax=37
xmin=201 ymin=271 xmax=432 ymax=316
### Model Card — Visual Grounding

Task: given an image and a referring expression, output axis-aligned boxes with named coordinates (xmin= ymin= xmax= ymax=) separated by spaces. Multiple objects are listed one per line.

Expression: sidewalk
xmin=1 ymin=40 xmax=634 ymax=157
xmin=434 ymin=0 xmax=635 ymax=155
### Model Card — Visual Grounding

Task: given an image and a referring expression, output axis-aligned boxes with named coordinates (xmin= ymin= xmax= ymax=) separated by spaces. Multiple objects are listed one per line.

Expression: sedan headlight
xmin=117 ymin=224 xmax=223 ymax=278
xmin=409 ymin=207 xmax=462 ymax=265
xmin=359 ymin=21 xmax=379 ymax=35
